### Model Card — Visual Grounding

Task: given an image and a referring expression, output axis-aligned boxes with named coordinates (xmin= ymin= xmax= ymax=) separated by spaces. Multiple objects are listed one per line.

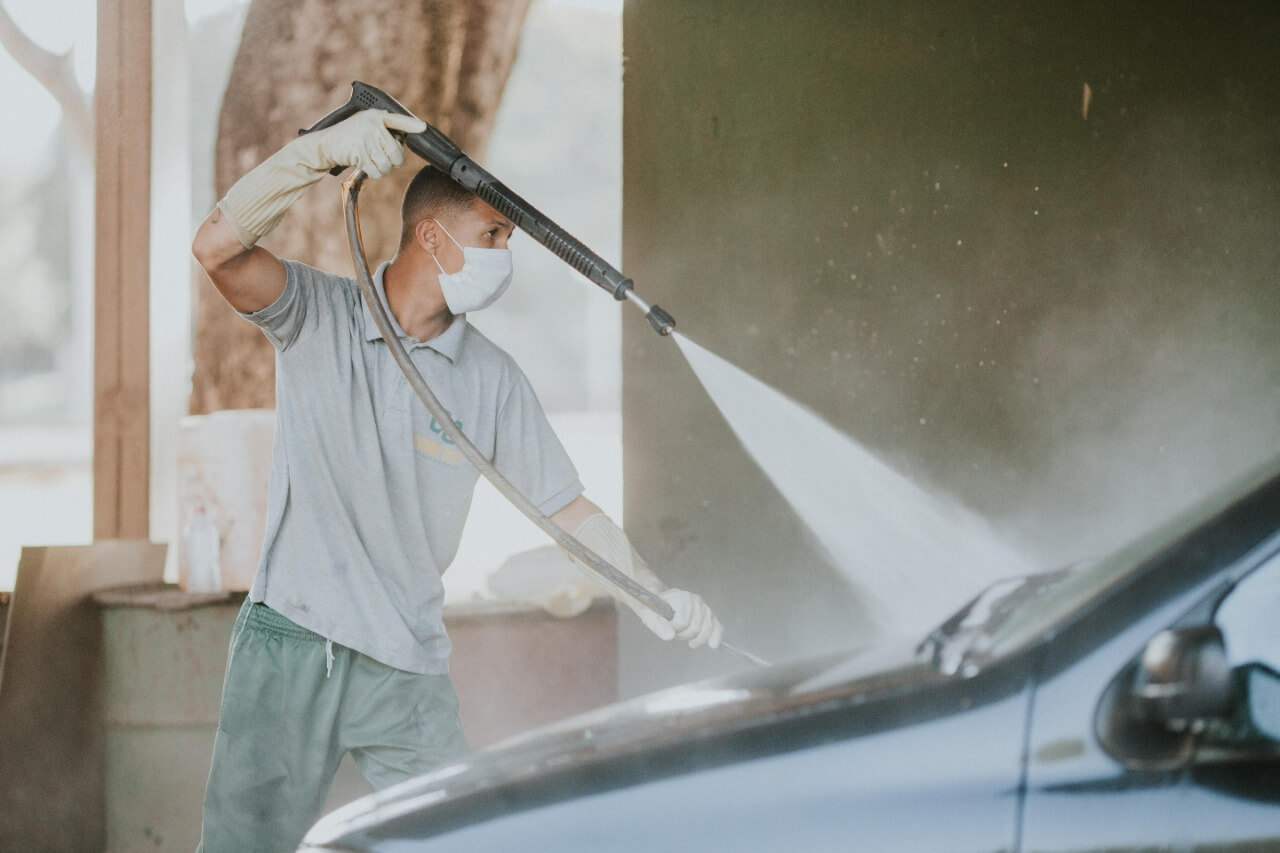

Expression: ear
xmin=414 ymin=218 xmax=440 ymax=255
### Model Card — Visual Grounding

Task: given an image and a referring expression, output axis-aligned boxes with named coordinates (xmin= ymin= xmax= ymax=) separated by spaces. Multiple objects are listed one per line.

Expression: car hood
xmin=302 ymin=633 xmax=1004 ymax=849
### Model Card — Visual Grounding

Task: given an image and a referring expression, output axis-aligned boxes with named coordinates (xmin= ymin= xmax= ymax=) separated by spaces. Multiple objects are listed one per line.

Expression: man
xmin=192 ymin=109 xmax=723 ymax=851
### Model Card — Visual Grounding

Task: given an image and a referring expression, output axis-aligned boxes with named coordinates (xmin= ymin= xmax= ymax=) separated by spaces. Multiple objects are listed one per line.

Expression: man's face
xmin=434 ymin=198 xmax=514 ymax=272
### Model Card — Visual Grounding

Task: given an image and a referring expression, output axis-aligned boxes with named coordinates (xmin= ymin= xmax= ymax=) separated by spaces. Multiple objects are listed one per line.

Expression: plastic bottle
xmin=184 ymin=504 xmax=222 ymax=593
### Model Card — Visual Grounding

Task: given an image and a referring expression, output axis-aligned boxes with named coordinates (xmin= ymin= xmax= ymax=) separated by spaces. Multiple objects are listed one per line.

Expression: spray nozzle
xmin=646 ymin=304 xmax=676 ymax=336
xmin=623 ymin=289 xmax=676 ymax=336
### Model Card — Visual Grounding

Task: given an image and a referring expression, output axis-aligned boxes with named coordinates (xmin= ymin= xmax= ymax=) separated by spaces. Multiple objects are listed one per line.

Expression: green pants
xmin=198 ymin=600 xmax=468 ymax=853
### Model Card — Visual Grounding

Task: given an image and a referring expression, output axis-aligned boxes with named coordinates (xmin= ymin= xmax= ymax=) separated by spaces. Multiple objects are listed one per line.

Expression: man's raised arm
xmin=192 ymin=211 xmax=286 ymax=315
xmin=191 ymin=108 xmax=426 ymax=315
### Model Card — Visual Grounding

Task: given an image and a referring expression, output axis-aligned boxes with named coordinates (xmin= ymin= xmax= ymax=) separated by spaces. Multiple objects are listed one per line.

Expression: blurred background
xmin=2 ymin=0 xmax=1279 ymax=687
xmin=2 ymin=2 xmax=1279 ymax=847
xmin=0 ymin=0 xmax=625 ymax=597
xmin=618 ymin=1 xmax=1280 ymax=692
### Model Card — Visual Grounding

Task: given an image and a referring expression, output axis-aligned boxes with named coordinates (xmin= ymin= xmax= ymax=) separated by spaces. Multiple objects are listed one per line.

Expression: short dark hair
xmin=399 ymin=166 xmax=477 ymax=248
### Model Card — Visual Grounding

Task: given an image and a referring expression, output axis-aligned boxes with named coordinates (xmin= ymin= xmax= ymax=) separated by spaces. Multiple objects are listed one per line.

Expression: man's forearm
xmin=550 ymin=498 xmax=721 ymax=649
xmin=571 ymin=512 xmax=668 ymax=594
xmin=216 ymin=109 xmax=424 ymax=250
xmin=193 ymin=108 xmax=424 ymax=315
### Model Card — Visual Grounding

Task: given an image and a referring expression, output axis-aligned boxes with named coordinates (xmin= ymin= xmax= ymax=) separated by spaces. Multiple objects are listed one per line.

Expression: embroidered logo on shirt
xmin=414 ymin=412 xmax=465 ymax=466
xmin=414 ymin=433 xmax=464 ymax=466
xmin=429 ymin=415 xmax=463 ymax=446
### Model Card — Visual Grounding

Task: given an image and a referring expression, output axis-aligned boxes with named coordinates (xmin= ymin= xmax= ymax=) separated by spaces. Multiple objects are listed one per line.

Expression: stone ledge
xmin=92 ymin=583 xmax=245 ymax=610
xmin=90 ymin=582 xmax=615 ymax=620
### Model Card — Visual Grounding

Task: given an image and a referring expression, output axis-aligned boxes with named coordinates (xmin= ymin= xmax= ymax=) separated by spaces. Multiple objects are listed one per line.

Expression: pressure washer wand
xmin=303 ymin=81 xmax=675 ymax=336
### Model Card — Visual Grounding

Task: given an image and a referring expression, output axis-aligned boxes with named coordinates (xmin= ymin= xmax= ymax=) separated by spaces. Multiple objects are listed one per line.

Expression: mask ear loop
xmin=430 ymin=218 xmax=464 ymax=276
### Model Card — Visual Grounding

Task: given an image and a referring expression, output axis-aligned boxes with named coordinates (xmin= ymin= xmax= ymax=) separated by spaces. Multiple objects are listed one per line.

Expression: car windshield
xmin=922 ymin=456 xmax=1280 ymax=674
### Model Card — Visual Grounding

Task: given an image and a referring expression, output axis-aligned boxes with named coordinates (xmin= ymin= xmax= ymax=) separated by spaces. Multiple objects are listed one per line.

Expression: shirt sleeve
xmin=237 ymin=260 xmax=314 ymax=352
xmin=492 ymin=366 xmax=584 ymax=516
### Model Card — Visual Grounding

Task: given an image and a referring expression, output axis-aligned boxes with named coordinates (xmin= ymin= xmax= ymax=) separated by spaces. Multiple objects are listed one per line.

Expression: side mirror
xmin=1132 ymin=625 xmax=1232 ymax=731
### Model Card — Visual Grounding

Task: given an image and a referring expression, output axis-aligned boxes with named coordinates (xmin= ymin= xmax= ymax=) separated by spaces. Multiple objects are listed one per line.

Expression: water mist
xmin=672 ymin=332 xmax=1033 ymax=638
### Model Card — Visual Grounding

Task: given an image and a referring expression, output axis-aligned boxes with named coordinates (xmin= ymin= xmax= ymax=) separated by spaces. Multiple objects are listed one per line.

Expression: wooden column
xmin=94 ymin=0 xmax=151 ymax=540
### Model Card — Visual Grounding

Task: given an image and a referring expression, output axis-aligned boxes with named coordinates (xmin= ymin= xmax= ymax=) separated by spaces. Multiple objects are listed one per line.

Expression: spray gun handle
xmin=304 ymin=82 xmax=641 ymax=304
xmin=298 ymin=81 xmax=465 ymax=176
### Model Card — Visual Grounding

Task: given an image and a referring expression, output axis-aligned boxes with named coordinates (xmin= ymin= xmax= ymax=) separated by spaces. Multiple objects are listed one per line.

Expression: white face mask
xmin=430 ymin=218 xmax=513 ymax=314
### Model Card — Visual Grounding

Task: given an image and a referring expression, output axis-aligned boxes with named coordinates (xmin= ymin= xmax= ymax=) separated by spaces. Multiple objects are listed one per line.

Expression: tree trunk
xmin=190 ymin=0 xmax=530 ymax=414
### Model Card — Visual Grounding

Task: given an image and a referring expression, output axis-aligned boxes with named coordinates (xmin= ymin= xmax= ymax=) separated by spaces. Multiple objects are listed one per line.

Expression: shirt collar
xmin=361 ymin=261 xmax=466 ymax=363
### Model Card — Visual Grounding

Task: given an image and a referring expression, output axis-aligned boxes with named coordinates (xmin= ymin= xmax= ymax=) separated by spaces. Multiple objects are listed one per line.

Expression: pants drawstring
xmin=325 ymin=638 xmax=334 ymax=678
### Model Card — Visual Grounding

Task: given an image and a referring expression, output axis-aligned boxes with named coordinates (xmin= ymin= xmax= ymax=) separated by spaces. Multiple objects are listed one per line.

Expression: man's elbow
xmin=192 ymin=209 xmax=248 ymax=275
xmin=192 ymin=217 xmax=224 ymax=273
xmin=191 ymin=224 xmax=215 ymax=275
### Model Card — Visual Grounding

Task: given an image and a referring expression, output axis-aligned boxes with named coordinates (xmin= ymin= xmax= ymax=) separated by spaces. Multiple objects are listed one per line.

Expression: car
xmin=300 ymin=455 xmax=1280 ymax=851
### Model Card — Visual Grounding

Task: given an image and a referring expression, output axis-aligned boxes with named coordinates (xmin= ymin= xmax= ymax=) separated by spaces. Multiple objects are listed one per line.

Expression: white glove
xmin=217 ymin=108 xmax=426 ymax=249
xmin=639 ymin=588 xmax=724 ymax=650
xmin=567 ymin=513 xmax=723 ymax=650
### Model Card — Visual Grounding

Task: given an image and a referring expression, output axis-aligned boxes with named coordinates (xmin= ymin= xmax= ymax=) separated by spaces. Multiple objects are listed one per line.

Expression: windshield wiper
xmin=917 ymin=567 xmax=1077 ymax=676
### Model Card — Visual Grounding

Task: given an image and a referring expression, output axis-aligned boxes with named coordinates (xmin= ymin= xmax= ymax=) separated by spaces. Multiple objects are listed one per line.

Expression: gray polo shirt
xmin=240 ymin=259 xmax=582 ymax=674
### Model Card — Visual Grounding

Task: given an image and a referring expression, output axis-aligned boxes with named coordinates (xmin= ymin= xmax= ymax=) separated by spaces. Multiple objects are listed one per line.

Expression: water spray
xmin=307 ymin=82 xmax=765 ymax=668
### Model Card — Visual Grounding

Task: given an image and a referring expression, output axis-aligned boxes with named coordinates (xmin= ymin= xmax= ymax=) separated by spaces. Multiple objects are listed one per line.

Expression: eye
xmin=485 ymin=229 xmax=497 ymax=239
